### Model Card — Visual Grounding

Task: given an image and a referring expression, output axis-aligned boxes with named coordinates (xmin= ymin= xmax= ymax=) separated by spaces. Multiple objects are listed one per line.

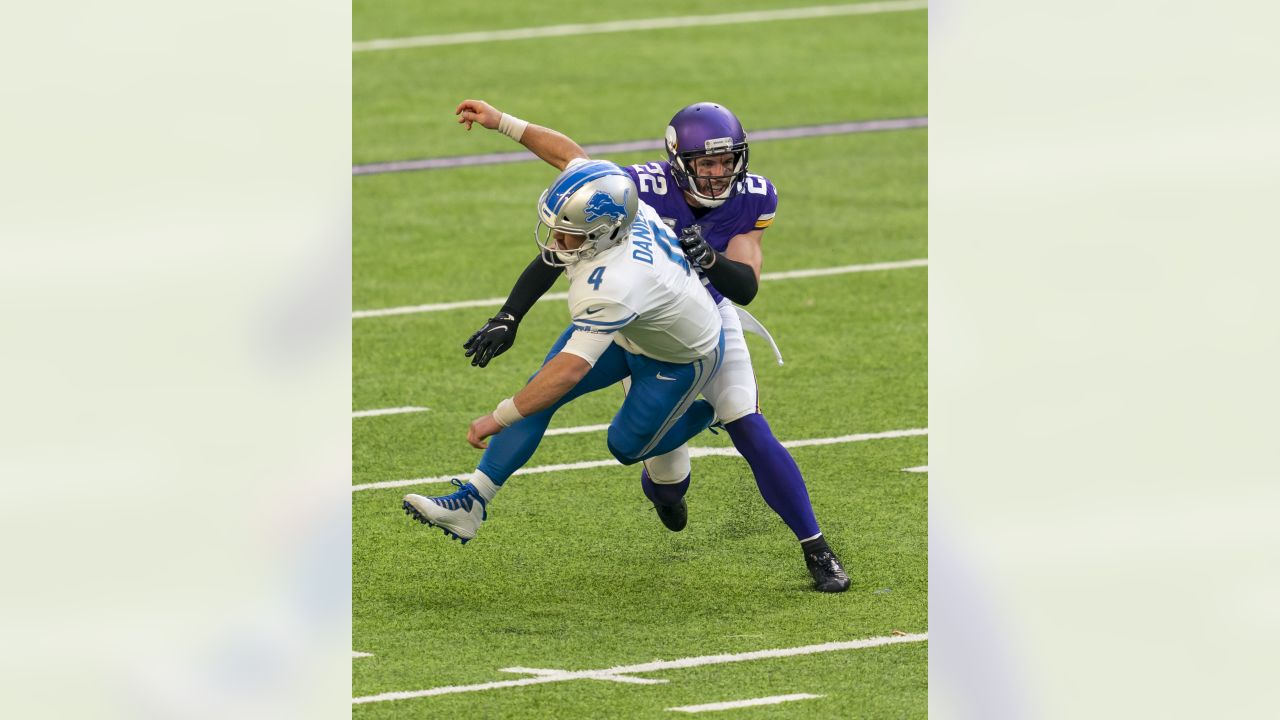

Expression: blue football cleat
xmin=403 ymin=479 xmax=488 ymax=544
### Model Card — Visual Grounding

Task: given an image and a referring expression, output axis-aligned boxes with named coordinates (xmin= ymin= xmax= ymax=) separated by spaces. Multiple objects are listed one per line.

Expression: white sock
xmin=469 ymin=471 xmax=500 ymax=502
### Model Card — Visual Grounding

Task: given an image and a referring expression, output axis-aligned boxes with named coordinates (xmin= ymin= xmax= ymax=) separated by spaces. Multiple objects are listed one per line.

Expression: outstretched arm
xmin=455 ymin=98 xmax=588 ymax=170
xmin=501 ymin=252 xmax=565 ymax=319
xmin=467 ymin=352 xmax=592 ymax=448
xmin=462 ymin=253 xmax=565 ymax=367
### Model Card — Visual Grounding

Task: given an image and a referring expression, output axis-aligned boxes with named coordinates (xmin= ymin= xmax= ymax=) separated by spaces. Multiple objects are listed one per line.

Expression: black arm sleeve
xmin=500 ymin=253 xmax=564 ymax=320
xmin=702 ymin=251 xmax=759 ymax=305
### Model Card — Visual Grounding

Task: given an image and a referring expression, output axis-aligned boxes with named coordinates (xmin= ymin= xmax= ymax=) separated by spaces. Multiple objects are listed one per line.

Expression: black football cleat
xmin=653 ymin=499 xmax=687 ymax=532
xmin=805 ymin=548 xmax=851 ymax=593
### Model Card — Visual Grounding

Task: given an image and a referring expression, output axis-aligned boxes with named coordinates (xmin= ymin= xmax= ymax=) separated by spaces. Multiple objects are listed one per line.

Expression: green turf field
xmin=353 ymin=2 xmax=927 ymax=716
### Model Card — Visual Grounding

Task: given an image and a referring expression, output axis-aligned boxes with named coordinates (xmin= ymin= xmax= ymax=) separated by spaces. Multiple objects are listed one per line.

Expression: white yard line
xmin=499 ymin=666 xmax=668 ymax=685
xmin=761 ymin=258 xmax=927 ymax=280
xmin=903 ymin=465 xmax=928 ymax=472
xmin=353 ymin=2 xmax=928 ymax=52
xmin=352 ymin=427 xmax=927 ymax=492
xmin=544 ymin=423 xmax=612 ymax=437
xmin=352 ymin=633 xmax=925 ymax=704
xmin=358 ymin=457 xmax=621 ymax=492
xmin=353 ymin=258 xmax=926 ymax=319
xmin=354 ymin=292 xmax=570 ymax=319
xmin=352 ymin=406 xmax=429 ymax=419
xmin=668 ymin=693 xmax=824 ymax=713
xmin=354 ymin=674 xmax=567 ymax=702
xmin=353 ymin=651 xmax=374 ymax=658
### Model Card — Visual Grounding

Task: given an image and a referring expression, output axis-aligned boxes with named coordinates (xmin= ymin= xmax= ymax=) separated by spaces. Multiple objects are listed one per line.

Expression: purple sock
xmin=640 ymin=468 xmax=690 ymax=505
xmin=725 ymin=413 xmax=821 ymax=541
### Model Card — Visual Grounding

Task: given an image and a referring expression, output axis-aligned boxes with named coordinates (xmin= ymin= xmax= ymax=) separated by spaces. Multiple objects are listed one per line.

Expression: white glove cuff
xmin=493 ymin=397 xmax=525 ymax=428
xmin=498 ymin=113 xmax=529 ymax=142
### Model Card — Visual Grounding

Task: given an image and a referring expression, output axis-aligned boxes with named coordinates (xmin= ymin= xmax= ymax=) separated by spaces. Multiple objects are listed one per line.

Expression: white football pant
xmin=625 ymin=299 xmax=759 ymax=483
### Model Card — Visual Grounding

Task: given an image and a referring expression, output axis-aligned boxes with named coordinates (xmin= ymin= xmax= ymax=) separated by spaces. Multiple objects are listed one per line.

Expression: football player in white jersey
xmin=452 ymin=99 xmax=850 ymax=593
xmin=403 ymin=160 xmax=725 ymax=544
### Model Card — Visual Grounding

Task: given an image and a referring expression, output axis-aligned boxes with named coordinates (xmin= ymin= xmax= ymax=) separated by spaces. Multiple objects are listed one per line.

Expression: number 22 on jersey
xmin=632 ymin=162 xmax=667 ymax=195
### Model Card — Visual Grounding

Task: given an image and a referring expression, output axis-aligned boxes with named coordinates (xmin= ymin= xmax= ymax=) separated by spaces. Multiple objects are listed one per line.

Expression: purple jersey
xmin=623 ymin=160 xmax=777 ymax=304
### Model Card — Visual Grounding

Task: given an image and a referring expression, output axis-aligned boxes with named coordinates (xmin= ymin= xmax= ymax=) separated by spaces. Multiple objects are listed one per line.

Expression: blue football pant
xmin=477 ymin=324 xmax=724 ymax=485
xmin=637 ymin=301 xmax=823 ymax=540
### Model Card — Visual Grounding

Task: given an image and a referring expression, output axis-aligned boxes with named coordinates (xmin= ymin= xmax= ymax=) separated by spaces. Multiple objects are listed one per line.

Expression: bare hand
xmin=455 ymin=99 xmax=502 ymax=131
xmin=468 ymin=413 xmax=504 ymax=449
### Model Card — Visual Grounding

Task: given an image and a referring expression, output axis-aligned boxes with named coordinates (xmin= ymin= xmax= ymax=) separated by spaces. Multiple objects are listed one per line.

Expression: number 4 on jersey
xmin=588 ymin=267 xmax=605 ymax=290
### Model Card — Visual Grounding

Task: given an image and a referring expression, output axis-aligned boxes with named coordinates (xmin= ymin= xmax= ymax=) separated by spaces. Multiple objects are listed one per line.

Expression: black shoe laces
xmin=807 ymin=550 xmax=847 ymax=578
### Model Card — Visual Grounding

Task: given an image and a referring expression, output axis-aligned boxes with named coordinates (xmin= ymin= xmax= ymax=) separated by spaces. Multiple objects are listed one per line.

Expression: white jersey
xmin=560 ymin=201 xmax=722 ymax=365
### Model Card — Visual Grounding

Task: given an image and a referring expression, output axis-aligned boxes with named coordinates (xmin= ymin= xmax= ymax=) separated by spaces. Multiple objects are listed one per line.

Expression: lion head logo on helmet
xmin=583 ymin=188 xmax=630 ymax=224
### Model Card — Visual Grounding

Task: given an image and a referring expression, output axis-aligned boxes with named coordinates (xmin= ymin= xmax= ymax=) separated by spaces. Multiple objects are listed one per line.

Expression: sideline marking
xmin=353 ymin=2 xmax=928 ymax=52
xmin=354 ymin=259 xmax=927 ymax=319
xmin=352 ymin=428 xmax=927 ymax=492
xmin=353 ymin=117 xmax=928 ymax=176
xmin=903 ymin=465 xmax=928 ymax=472
xmin=353 ymin=651 xmax=374 ymax=658
xmin=669 ymin=693 xmax=824 ymax=713
xmin=352 ymin=633 xmax=926 ymax=704
xmin=352 ymin=406 xmax=428 ymax=418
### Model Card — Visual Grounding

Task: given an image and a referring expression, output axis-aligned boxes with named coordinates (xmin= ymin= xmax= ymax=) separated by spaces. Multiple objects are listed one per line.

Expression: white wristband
xmin=493 ymin=397 xmax=525 ymax=428
xmin=498 ymin=113 xmax=529 ymax=142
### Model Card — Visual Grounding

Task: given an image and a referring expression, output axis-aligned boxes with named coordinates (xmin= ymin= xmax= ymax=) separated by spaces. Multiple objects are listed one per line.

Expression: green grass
xmin=354 ymin=0 xmax=873 ymax=40
xmin=353 ymin=269 xmax=926 ymax=484
xmin=353 ymin=129 xmax=927 ymax=312
xmin=354 ymin=1 xmax=926 ymax=716
xmin=353 ymin=10 xmax=925 ymax=164
xmin=353 ymin=439 xmax=927 ymax=717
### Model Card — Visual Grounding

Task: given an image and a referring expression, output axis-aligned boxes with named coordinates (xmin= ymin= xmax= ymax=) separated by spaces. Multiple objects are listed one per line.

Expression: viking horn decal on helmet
xmin=665 ymin=102 xmax=750 ymax=209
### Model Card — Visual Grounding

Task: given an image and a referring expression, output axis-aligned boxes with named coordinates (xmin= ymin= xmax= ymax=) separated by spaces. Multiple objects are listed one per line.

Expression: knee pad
xmin=713 ymin=385 xmax=757 ymax=424
xmin=644 ymin=445 xmax=692 ymax=484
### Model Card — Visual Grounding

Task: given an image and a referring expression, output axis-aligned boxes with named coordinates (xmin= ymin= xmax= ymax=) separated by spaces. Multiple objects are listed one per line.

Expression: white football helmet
xmin=535 ymin=160 xmax=639 ymax=266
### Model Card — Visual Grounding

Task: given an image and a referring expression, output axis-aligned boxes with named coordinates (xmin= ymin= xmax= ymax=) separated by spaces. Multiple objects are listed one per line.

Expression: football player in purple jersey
xmin=453 ymin=99 xmax=850 ymax=592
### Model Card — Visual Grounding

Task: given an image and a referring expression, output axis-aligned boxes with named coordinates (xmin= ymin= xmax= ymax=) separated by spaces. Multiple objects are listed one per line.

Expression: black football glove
xmin=463 ymin=312 xmax=519 ymax=367
xmin=678 ymin=224 xmax=716 ymax=269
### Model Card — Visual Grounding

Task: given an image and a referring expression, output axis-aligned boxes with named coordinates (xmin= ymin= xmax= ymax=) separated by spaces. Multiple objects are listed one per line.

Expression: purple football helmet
xmin=665 ymin=102 xmax=749 ymax=208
